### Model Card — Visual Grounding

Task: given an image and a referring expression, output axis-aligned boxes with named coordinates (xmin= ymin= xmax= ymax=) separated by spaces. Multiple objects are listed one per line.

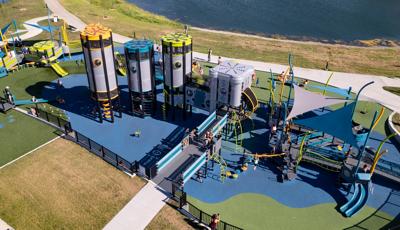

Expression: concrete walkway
xmin=0 ymin=218 xmax=14 ymax=230
xmin=45 ymin=0 xmax=400 ymax=113
xmin=103 ymin=182 xmax=168 ymax=230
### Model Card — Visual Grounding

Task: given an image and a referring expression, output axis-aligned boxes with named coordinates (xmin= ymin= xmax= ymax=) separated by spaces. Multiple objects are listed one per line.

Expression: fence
xmin=34 ymin=106 xmax=70 ymax=131
xmin=28 ymin=106 xmax=138 ymax=175
xmin=171 ymin=183 xmax=243 ymax=230
xmin=187 ymin=202 xmax=243 ymax=230
xmin=65 ymin=130 xmax=138 ymax=175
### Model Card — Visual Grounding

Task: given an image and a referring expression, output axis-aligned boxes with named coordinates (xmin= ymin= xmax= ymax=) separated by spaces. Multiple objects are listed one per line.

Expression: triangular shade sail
xmin=24 ymin=23 xmax=58 ymax=33
xmin=294 ymin=103 xmax=359 ymax=147
xmin=287 ymin=85 xmax=349 ymax=120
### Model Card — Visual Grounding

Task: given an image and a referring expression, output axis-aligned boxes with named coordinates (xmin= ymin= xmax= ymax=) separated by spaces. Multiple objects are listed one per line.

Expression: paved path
xmin=0 ymin=218 xmax=14 ymax=230
xmin=103 ymin=182 xmax=168 ymax=230
xmin=45 ymin=0 xmax=400 ymax=113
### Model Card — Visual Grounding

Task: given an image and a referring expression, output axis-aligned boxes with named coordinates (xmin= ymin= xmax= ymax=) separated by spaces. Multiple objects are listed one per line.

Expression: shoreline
xmin=191 ymin=26 xmax=400 ymax=49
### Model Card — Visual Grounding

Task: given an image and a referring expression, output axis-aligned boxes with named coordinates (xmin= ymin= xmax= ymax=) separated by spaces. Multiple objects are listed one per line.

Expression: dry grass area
xmin=0 ymin=138 xmax=146 ymax=230
xmin=61 ymin=0 xmax=400 ymax=78
xmin=146 ymin=203 xmax=195 ymax=230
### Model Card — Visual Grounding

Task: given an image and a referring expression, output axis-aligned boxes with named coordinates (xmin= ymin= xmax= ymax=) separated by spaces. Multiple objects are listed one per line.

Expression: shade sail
xmin=287 ymin=85 xmax=349 ymax=120
xmin=294 ymin=103 xmax=359 ymax=147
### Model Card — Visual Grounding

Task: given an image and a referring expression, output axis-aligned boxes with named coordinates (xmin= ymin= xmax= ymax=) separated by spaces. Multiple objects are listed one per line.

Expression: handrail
xmin=183 ymin=152 xmax=207 ymax=183
xmin=197 ymin=111 xmax=216 ymax=134
xmin=157 ymin=142 xmax=183 ymax=171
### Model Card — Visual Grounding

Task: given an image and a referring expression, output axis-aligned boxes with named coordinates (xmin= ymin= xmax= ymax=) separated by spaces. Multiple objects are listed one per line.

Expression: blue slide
xmin=340 ymin=183 xmax=369 ymax=217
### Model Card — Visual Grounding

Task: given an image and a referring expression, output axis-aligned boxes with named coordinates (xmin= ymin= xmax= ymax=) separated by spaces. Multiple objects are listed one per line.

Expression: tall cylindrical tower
xmin=161 ymin=33 xmax=192 ymax=119
xmin=80 ymin=23 xmax=121 ymax=123
xmin=124 ymin=39 xmax=156 ymax=117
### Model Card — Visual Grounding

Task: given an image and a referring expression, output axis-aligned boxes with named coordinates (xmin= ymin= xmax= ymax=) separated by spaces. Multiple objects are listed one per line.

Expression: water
xmin=128 ymin=0 xmax=400 ymax=42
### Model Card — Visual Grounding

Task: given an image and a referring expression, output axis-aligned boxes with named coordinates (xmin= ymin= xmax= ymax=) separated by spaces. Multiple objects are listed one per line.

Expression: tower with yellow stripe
xmin=161 ymin=32 xmax=192 ymax=119
xmin=80 ymin=23 xmax=121 ymax=123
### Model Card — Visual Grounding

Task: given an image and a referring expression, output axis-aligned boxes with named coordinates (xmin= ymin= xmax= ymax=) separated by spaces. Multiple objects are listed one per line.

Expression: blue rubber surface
xmin=185 ymin=108 xmax=400 ymax=217
xmin=42 ymin=74 xmax=208 ymax=163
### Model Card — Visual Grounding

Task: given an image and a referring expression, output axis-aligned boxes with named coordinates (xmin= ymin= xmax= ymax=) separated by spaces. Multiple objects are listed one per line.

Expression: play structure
xmin=3 ymin=17 xmax=397 ymax=223
xmin=80 ymin=24 xmax=122 ymax=122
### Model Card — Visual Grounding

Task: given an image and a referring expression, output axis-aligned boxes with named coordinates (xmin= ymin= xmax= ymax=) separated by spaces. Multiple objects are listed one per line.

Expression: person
xmin=184 ymin=24 xmax=189 ymax=35
xmin=57 ymin=79 xmax=64 ymax=88
xmin=325 ymin=61 xmax=329 ymax=71
xmin=217 ymin=56 xmax=222 ymax=65
xmin=362 ymin=164 xmax=369 ymax=173
xmin=75 ymin=60 xmax=80 ymax=66
xmin=254 ymin=155 xmax=259 ymax=171
xmin=199 ymin=66 xmax=204 ymax=76
xmin=208 ymin=48 xmax=212 ymax=62
xmin=31 ymin=96 xmax=37 ymax=103
xmin=209 ymin=214 xmax=219 ymax=230
xmin=256 ymin=77 xmax=260 ymax=87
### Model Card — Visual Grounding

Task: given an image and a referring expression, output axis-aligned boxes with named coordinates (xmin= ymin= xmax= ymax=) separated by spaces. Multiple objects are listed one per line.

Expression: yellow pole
xmin=278 ymin=67 xmax=290 ymax=103
xmin=370 ymin=150 xmax=387 ymax=175
xmin=322 ymin=72 xmax=334 ymax=96
xmin=0 ymin=29 xmax=8 ymax=54
xmin=371 ymin=107 xmax=385 ymax=131
xmin=370 ymin=133 xmax=396 ymax=175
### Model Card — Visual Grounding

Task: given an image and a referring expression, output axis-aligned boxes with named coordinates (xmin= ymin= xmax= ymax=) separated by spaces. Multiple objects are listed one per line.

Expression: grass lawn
xmin=0 ymin=67 xmax=59 ymax=100
xmin=61 ymin=0 xmax=400 ymax=78
xmin=146 ymin=203 xmax=195 ymax=230
xmin=0 ymin=138 xmax=146 ymax=229
xmin=384 ymin=86 xmax=400 ymax=97
xmin=188 ymin=194 xmax=394 ymax=230
xmin=0 ymin=110 xmax=58 ymax=166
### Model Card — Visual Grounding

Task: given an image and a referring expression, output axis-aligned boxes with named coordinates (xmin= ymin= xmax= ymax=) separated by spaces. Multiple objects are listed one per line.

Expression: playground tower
xmin=161 ymin=32 xmax=192 ymax=119
xmin=210 ymin=61 xmax=254 ymax=109
xmin=80 ymin=23 xmax=121 ymax=123
xmin=124 ymin=40 xmax=156 ymax=117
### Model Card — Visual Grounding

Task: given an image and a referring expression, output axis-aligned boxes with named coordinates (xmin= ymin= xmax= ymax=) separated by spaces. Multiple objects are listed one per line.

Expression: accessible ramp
xmin=340 ymin=183 xmax=369 ymax=217
xmin=50 ymin=63 xmax=69 ymax=77
xmin=242 ymin=87 xmax=259 ymax=113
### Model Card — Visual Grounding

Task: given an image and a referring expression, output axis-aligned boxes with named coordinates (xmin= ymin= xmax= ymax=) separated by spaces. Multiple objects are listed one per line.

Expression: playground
xmin=0 ymin=3 xmax=399 ymax=229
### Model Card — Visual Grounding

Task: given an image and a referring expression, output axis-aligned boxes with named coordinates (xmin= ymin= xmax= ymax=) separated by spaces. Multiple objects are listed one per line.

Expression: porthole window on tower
xmin=94 ymin=59 xmax=102 ymax=66
xmin=174 ymin=61 xmax=182 ymax=69
xmin=131 ymin=66 xmax=137 ymax=73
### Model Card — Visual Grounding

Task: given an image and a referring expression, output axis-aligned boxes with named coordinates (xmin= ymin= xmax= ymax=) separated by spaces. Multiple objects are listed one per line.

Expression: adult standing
xmin=208 ymin=48 xmax=212 ymax=62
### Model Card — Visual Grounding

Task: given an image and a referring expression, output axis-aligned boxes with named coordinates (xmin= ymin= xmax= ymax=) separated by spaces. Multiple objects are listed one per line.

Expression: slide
xmin=340 ymin=183 xmax=369 ymax=217
xmin=242 ymin=87 xmax=259 ymax=113
xmin=115 ymin=52 xmax=127 ymax=76
xmin=50 ymin=63 xmax=69 ymax=77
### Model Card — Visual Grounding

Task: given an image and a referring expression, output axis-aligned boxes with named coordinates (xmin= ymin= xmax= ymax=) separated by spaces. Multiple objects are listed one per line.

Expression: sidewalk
xmin=103 ymin=182 xmax=168 ymax=230
xmin=44 ymin=0 xmax=400 ymax=113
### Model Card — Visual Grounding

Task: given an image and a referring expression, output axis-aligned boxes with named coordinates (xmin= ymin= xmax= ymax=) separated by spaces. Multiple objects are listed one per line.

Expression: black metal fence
xmin=34 ymin=107 xmax=70 ymax=131
xmin=29 ymin=106 xmax=138 ymax=175
xmin=171 ymin=183 xmax=243 ymax=230
xmin=64 ymin=131 xmax=138 ymax=175
xmin=187 ymin=202 xmax=243 ymax=230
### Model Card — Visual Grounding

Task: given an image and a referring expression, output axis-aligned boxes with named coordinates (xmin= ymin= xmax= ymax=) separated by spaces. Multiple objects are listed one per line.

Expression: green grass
xmin=383 ymin=86 xmax=400 ymax=96
xmin=0 ymin=67 xmax=59 ymax=100
xmin=188 ymin=194 xmax=394 ymax=230
xmin=0 ymin=110 xmax=58 ymax=166
xmin=61 ymin=0 xmax=400 ymax=78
